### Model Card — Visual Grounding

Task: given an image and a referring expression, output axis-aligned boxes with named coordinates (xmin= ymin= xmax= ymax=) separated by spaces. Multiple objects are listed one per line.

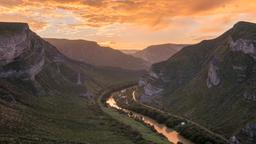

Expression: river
xmin=106 ymin=95 xmax=193 ymax=144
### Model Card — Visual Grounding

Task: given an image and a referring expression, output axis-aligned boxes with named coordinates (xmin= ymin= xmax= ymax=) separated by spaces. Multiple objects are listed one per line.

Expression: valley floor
xmin=98 ymin=87 xmax=170 ymax=144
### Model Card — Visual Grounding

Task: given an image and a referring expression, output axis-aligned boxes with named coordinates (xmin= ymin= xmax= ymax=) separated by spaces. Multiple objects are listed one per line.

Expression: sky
xmin=0 ymin=0 xmax=256 ymax=50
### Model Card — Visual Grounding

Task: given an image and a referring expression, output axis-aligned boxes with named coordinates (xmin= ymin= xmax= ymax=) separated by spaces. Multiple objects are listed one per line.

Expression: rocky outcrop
xmin=149 ymin=71 xmax=159 ymax=79
xmin=0 ymin=27 xmax=45 ymax=80
xmin=229 ymin=136 xmax=240 ymax=144
xmin=243 ymin=91 xmax=256 ymax=101
xmin=138 ymin=78 xmax=146 ymax=87
xmin=0 ymin=23 xmax=98 ymax=98
xmin=140 ymin=83 xmax=163 ymax=102
xmin=207 ymin=57 xmax=221 ymax=88
xmin=0 ymin=24 xmax=30 ymax=66
xmin=139 ymin=71 xmax=163 ymax=103
xmin=135 ymin=21 xmax=256 ymax=143
xmin=235 ymin=123 xmax=256 ymax=144
xmin=242 ymin=123 xmax=256 ymax=140
xmin=230 ymin=38 xmax=256 ymax=59
xmin=77 ymin=72 xmax=82 ymax=85
xmin=0 ymin=57 xmax=44 ymax=80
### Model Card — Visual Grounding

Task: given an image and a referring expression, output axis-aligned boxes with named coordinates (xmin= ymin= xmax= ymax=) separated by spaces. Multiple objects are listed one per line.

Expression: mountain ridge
xmin=137 ymin=21 xmax=256 ymax=144
xmin=132 ymin=43 xmax=187 ymax=64
xmin=45 ymin=38 xmax=150 ymax=70
xmin=0 ymin=22 xmax=144 ymax=144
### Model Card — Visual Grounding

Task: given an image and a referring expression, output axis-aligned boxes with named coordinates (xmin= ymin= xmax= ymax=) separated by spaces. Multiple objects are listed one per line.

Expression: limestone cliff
xmin=0 ymin=23 xmax=88 ymax=95
xmin=138 ymin=71 xmax=163 ymax=107
xmin=230 ymin=38 xmax=256 ymax=59
xmin=206 ymin=57 xmax=221 ymax=88
xmin=136 ymin=21 xmax=256 ymax=144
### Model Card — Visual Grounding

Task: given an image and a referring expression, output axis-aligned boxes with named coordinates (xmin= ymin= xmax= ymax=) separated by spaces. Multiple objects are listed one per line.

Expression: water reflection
xmin=106 ymin=96 xmax=193 ymax=144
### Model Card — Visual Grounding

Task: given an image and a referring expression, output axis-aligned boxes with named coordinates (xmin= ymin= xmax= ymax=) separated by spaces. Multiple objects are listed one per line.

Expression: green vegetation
xmin=143 ymin=21 xmax=256 ymax=140
xmin=129 ymin=104 xmax=228 ymax=144
xmin=113 ymin=87 xmax=228 ymax=144
xmin=99 ymin=84 xmax=170 ymax=144
xmin=0 ymin=62 xmax=143 ymax=144
xmin=0 ymin=24 xmax=147 ymax=144
xmin=1 ymin=60 xmax=146 ymax=143
xmin=0 ymin=91 xmax=134 ymax=144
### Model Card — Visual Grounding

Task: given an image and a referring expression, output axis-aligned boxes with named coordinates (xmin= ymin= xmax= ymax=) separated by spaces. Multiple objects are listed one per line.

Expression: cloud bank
xmin=0 ymin=0 xmax=255 ymax=49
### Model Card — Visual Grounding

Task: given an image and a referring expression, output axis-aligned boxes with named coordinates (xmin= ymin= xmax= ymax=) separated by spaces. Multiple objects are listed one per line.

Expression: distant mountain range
xmin=138 ymin=21 xmax=256 ymax=144
xmin=132 ymin=44 xmax=187 ymax=64
xmin=45 ymin=38 xmax=150 ymax=70
xmin=46 ymin=38 xmax=185 ymax=71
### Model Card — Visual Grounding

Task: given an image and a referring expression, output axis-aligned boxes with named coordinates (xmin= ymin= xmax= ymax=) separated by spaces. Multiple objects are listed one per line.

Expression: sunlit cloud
xmin=0 ymin=0 xmax=255 ymax=49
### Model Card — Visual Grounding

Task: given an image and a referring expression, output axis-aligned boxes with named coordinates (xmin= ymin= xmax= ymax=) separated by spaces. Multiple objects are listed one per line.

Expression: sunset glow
xmin=1 ymin=0 xmax=256 ymax=49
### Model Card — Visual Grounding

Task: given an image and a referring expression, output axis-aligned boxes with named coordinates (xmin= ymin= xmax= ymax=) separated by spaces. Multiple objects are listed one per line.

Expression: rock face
xmin=140 ymin=83 xmax=163 ymax=102
xmin=0 ymin=22 xmax=87 ymax=96
xmin=230 ymin=38 xmax=256 ymax=59
xmin=136 ymin=21 xmax=256 ymax=143
xmin=0 ymin=23 xmax=46 ymax=80
xmin=0 ymin=23 xmax=30 ymax=66
xmin=229 ymin=136 xmax=241 ymax=144
xmin=206 ymin=57 xmax=221 ymax=88
xmin=243 ymin=90 xmax=256 ymax=101
xmin=0 ymin=57 xmax=45 ymax=80
xmin=235 ymin=123 xmax=256 ymax=143
xmin=77 ymin=72 xmax=82 ymax=85
xmin=139 ymin=71 xmax=163 ymax=104
xmin=0 ymin=23 xmax=145 ymax=143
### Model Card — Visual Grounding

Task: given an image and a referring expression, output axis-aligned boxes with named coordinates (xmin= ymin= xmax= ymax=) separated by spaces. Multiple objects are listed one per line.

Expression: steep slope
xmin=138 ymin=21 xmax=256 ymax=143
xmin=0 ymin=22 xmax=144 ymax=144
xmin=45 ymin=38 xmax=150 ymax=70
xmin=133 ymin=44 xmax=186 ymax=64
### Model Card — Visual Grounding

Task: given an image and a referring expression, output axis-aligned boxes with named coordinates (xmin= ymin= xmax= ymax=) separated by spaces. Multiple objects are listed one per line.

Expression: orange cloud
xmin=1 ymin=0 xmax=255 ymax=29
xmin=0 ymin=0 xmax=255 ymax=49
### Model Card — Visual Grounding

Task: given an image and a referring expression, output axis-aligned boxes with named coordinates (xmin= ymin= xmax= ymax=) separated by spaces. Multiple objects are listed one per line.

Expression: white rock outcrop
xmin=235 ymin=123 xmax=256 ymax=143
xmin=207 ymin=58 xmax=221 ymax=88
xmin=229 ymin=136 xmax=240 ymax=144
xmin=0 ymin=25 xmax=45 ymax=80
xmin=149 ymin=71 xmax=159 ymax=79
xmin=140 ymin=83 xmax=163 ymax=102
xmin=139 ymin=71 xmax=163 ymax=103
xmin=243 ymin=91 xmax=256 ymax=101
xmin=0 ymin=56 xmax=45 ymax=80
xmin=138 ymin=78 xmax=146 ymax=86
xmin=29 ymin=56 xmax=45 ymax=80
xmin=77 ymin=72 xmax=82 ymax=85
xmin=0 ymin=25 xmax=30 ymax=66
xmin=230 ymin=38 xmax=256 ymax=59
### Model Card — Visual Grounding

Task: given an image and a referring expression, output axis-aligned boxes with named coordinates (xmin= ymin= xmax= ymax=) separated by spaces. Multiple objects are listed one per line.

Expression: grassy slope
xmin=0 ymin=91 xmax=133 ymax=144
xmin=0 ymin=60 xmax=143 ymax=143
xmin=150 ymin=22 xmax=256 ymax=137
xmin=0 ymin=23 xmax=146 ymax=144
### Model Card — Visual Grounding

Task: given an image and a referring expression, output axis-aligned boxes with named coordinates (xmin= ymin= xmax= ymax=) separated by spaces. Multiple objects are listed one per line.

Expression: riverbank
xmin=108 ymin=85 xmax=230 ymax=144
xmin=98 ymin=83 xmax=170 ymax=144
xmin=107 ymin=95 xmax=193 ymax=144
